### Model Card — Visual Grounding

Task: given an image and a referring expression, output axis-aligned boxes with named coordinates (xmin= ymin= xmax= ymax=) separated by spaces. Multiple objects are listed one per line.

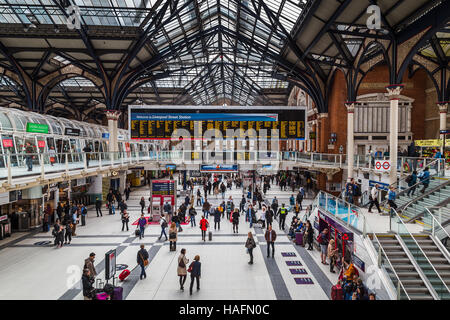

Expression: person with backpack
xmin=169 ymin=222 xmax=178 ymax=252
xmin=406 ymin=170 xmax=418 ymax=197
xmin=368 ymin=184 xmax=381 ymax=214
xmin=318 ymin=228 xmax=329 ymax=264
xmin=271 ymin=197 xmax=278 ymax=218
xmin=277 ymin=204 xmax=288 ymax=230
xmin=296 ymin=191 xmax=303 ymax=211
xmin=121 ymin=210 xmax=129 ymax=231
xmin=137 ymin=244 xmax=149 ymax=280
xmin=247 ymin=204 xmax=256 ymax=228
xmin=163 ymin=201 xmax=173 ymax=222
xmin=188 ymin=255 xmax=201 ymax=296
xmin=138 ymin=213 xmax=147 ymax=239
xmin=232 ymin=208 xmax=240 ymax=233
xmin=80 ymin=204 xmax=87 ymax=226
xmin=159 ymin=214 xmax=168 ymax=241
xmin=245 ymin=232 xmax=257 ymax=265
xmin=419 ymin=167 xmax=430 ymax=194
xmin=139 ymin=197 xmax=145 ymax=214
xmin=177 ymin=248 xmax=189 ymax=291
xmin=199 ymin=216 xmax=209 ymax=241
xmin=289 ymin=195 xmax=295 ymax=209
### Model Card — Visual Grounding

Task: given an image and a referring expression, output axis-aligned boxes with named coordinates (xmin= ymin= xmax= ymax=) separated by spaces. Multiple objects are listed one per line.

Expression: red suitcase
xmin=331 ymin=284 xmax=343 ymax=300
xmin=119 ymin=269 xmax=130 ymax=281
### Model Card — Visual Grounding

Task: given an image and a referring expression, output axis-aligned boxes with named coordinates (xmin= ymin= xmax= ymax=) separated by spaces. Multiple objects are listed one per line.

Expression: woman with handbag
xmin=169 ymin=222 xmax=178 ymax=252
xmin=137 ymin=244 xmax=149 ymax=280
xmin=177 ymin=248 xmax=189 ymax=291
xmin=121 ymin=210 xmax=129 ymax=231
xmin=245 ymin=232 xmax=257 ymax=264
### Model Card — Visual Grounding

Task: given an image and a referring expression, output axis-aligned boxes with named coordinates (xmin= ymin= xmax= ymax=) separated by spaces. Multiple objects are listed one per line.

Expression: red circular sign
xmin=375 ymin=162 xmax=382 ymax=169
xmin=382 ymin=162 xmax=390 ymax=170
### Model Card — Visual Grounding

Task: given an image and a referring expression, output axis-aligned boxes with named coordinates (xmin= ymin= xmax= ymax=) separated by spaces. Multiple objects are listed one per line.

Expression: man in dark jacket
xmin=264 ymin=226 xmax=277 ymax=258
xmin=232 ymin=208 xmax=240 ymax=233
xmin=82 ymin=144 xmax=92 ymax=167
xmin=84 ymin=252 xmax=97 ymax=280
xmin=213 ymin=207 xmax=221 ymax=230
xmin=137 ymin=244 xmax=149 ymax=280
xmin=106 ymin=190 xmax=114 ymax=215
xmin=82 ymin=269 xmax=95 ymax=300
xmin=95 ymin=197 xmax=102 ymax=217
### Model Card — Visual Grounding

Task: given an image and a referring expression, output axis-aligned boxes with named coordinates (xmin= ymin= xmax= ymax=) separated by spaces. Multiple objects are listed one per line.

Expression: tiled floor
xmin=0 ymin=182 xmax=331 ymax=300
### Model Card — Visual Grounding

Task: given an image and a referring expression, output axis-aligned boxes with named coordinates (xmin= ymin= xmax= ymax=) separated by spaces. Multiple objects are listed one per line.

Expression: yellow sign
xmin=415 ymin=139 xmax=443 ymax=147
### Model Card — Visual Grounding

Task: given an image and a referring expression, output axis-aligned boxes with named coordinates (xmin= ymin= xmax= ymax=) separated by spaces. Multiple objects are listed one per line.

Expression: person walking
xmin=319 ymin=228 xmax=329 ymax=265
xmin=199 ymin=216 xmax=209 ymax=241
xmin=247 ymin=204 xmax=255 ymax=228
xmin=177 ymin=248 xmax=189 ymax=291
xmin=82 ymin=144 xmax=92 ymax=167
xmin=259 ymin=206 xmax=266 ymax=229
xmin=95 ymin=197 xmax=102 ymax=217
xmin=137 ymin=244 xmax=149 ymax=280
xmin=226 ymin=196 xmax=234 ymax=221
xmin=124 ymin=185 xmax=131 ymax=201
xmin=264 ymin=225 xmax=277 ymax=258
xmin=213 ymin=206 xmax=221 ymax=230
xmin=305 ymin=220 xmax=313 ymax=250
xmin=419 ymin=167 xmax=430 ymax=194
xmin=368 ymin=184 xmax=382 ymax=214
xmin=169 ymin=222 xmax=178 ymax=252
xmin=232 ymin=208 xmax=240 ymax=233
xmin=138 ymin=213 xmax=147 ymax=239
xmin=406 ymin=170 xmax=418 ymax=197
xmin=188 ymin=255 xmax=201 ymax=295
xmin=277 ymin=204 xmax=288 ymax=230
xmin=121 ymin=210 xmax=129 ymax=231
xmin=159 ymin=214 xmax=168 ymax=241
xmin=345 ymin=178 xmax=356 ymax=204
xmin=245 ymin=232 xmax=257 ymax=264
xmin=64 ymin=221 xmax=72 ymax=245
xmin=202 ymin=199 xmax=211 ymax=219
xmin=140 ymin=197 xmax=146 ymax=214
xmin=25 ymin=142 xmax=34 ymax=171
xmin=387 ymin=186 xmax=398 ymax=211
xmin=266 ymin=207 xmax=273 ymax=228
xmin=163 ymin=201 xmax=173 ymax=222
xmin=240 ymin=195 xmax=246 ymax=213
xmin=189 ymin=205 xmax=197 ymax=227
xmin=107 ymin=190 xmax=115 ymax=215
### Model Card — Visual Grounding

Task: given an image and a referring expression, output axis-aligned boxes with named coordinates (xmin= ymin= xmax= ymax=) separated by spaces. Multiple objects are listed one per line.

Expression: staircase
xmin=376 ymin=234 xmax=435 ymax=300
xmin=400 ymin=234 xmax=450 ymax=299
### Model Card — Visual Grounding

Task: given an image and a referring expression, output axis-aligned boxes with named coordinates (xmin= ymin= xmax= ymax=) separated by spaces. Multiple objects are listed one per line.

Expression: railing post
xmin=347 ymin=204 xmax=350 ymax=226
xmin=65 ymin=153 xmax=69 ymax=174
xmin=432 ymin=216 xmax=435 ymax=237
xmin=336 ymin=199 xmax=338 ymax=217
xmin=339 ymin=155 xmax=342 ymax=168
xmin=377 ymin=245 xmax=382 ymax=268
xmin=40 ymin=153 xmax=45 ymax=179
xmin=401 ymin=157 xmax=404 ymax=175
xmin=363 ymin=216 xmax=366 ymax=238
xmin=99 ymin=153 xmax=102 ymax=170
xmin=121 ymin=152 xmax=124 ymax=166
xmin=6 ymin=152 xmax=11 ymax=185
xmin=310 ymin=153 xmax=313 ymax=165
xmin=397 ymin=282 xmax=401 ymax=300
xmin=83 ymin=152 xmax=87 ymax=170
xmin=325 ymin=193 xmax=328 ymax=211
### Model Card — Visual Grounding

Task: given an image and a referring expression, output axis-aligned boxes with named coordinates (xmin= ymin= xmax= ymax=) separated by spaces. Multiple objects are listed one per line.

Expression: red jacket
xmin=199 ymin=218 xmax=209 ymax=231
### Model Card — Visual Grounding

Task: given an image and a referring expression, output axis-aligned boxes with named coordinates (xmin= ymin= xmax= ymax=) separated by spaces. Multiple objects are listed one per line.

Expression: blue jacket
xmin=388 ymin=190 xmax=396 ymax=201
xmin=408 ymin=174 xmax=417 ymax=187
xmin=190 ymin=261 xmax=201 ymax=277
xmin=138 ymin=217 xmax=147 ymax=228
xmin=420 ymin=171 xmax=430 ymax=185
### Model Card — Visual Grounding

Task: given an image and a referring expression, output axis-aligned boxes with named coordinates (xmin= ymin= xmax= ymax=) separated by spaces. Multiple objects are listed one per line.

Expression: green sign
xmin=26 ymin=122 xmax=49 ymax=134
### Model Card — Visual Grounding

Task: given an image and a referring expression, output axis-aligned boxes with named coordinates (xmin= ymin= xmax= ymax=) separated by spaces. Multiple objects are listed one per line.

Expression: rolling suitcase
xmin=112 ymin=286 xmax=123 ymax=300
xmin=135 ymin=228 xmax=140 ymax=237
xmin=119 ymin=269 xmax=130 ymax=281
xmin=208 ymin=231 xmax=212 ymax=241
xmin=295 ymin=232 xmax=304 ymax=246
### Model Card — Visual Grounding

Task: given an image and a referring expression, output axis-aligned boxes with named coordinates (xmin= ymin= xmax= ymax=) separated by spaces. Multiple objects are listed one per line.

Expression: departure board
xmin=151 ymin=180 xmax=175 ymax=196
xmin=129 ymin=107 xmax=306 ymax=140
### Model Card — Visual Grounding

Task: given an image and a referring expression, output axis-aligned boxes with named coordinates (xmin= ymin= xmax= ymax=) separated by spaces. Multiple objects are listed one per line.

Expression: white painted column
xmin=438 ymin=103 xmax=448 ymax=154
xmin=386 ymin=85 xmax=403 ymax=184
xmin=346 ymin=103 xmax=355 ymax=180
xmin=106 ymin=110 xmax=121 ymax=153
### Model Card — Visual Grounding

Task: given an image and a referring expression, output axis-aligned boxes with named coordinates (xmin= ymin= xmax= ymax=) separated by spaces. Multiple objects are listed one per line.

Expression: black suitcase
xmin=135 ymin=228 xmax=140 ymax=237
xmin=208 ymin=231 xmax=212 ymax=241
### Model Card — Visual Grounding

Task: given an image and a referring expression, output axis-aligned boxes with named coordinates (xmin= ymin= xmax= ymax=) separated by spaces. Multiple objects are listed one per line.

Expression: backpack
xmin=405 ymin=175 xmax=412 ymax=184
xmin=354 ymin=185 xmax=361 ymax=197
xmin=331 ymin=284 xmax=343 ymax=300
xmin=316 ymin=234 xmax=323 ymax=244
xmin=161 ymin=220 xmax=168 ymax=228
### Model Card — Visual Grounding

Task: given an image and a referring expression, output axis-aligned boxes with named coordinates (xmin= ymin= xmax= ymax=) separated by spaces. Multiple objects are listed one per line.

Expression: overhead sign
xmin=440 ymin=130 xmax=450 ymax=135
xmin=369 ymin=180 xmax=389 ymax=191
xmin=65 ymin=128 xmax=80 ymax=136
xmin=102 ymin=133 xmax=110 ymax=139
xmin=375 ymin=160 xmax=391 ymax=172
xmin=415 ymin=139 xmax=442 ymax=147
xmin=117 ymin=135 xmax=125 ymax=140
xmin=2 ymin=139 xmax=13 ymax=148
xmin=165 ymin=164 xmax=176 ymax=171
xmin=200 ymin=164 xmax=238 ymax=172
xmin=26 ymin=122 xmax=49 ymax=134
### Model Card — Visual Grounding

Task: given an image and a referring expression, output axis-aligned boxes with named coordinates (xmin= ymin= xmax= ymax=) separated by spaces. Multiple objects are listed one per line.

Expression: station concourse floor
xmin=0 ymin=183 xmax=339 ymax=300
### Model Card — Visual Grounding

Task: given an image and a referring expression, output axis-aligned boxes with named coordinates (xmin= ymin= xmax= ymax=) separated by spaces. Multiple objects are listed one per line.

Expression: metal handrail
xmin=424 ymin=207 xmax=450 ymax=241
xmin=391 ymin=208 xmax=450 ymax=298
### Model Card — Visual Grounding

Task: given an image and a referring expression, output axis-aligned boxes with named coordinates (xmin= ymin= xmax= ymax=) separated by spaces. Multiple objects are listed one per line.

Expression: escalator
xmin=376 ymin=234 xmax=435 ymax=300
xmin=400 ymin=234 xmax=450 ymax=299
